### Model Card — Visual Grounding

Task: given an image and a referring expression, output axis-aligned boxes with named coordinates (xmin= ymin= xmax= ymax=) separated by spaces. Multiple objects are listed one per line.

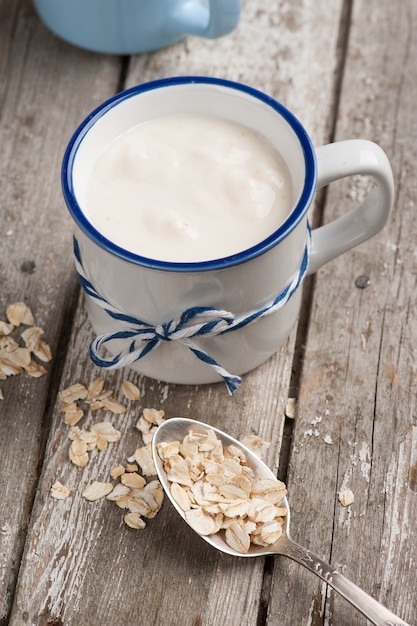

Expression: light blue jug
xmin=33 ymin=0 xmax=241 ymax=55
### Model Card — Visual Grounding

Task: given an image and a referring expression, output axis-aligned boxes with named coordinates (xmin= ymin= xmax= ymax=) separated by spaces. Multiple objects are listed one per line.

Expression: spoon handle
xmin=274 ymin=536 xmax=410 ymax=626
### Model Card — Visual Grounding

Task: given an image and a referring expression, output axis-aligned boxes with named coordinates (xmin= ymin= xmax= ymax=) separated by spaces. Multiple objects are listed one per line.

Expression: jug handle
xmin=167 ymin=0 xmax=241 ymax=39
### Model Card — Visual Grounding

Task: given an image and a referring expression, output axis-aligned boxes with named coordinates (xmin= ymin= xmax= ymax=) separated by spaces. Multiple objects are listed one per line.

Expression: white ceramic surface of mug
xmin=33 ymin=0 xmax=241 ymax=55
xmin=62 ymin=77 xmax=394 ymax=392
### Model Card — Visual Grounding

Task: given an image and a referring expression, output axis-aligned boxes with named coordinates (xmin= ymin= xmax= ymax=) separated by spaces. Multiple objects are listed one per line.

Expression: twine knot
xmin=73 ymin=228 xmax=310 ymax=394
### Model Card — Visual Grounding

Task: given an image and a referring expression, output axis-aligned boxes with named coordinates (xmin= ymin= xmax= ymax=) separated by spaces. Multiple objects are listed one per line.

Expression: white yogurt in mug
xmin=85 ymin=114 xmax=293 ymax=262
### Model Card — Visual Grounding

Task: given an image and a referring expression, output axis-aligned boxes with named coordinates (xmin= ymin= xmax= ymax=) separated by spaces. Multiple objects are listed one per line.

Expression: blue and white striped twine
xmin=74 ymin=227 xmax=311 ymax=395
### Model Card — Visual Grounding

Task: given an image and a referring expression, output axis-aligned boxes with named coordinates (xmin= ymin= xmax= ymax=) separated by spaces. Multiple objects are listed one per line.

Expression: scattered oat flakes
xmin=70 ymin=437 xmax=88 ymax=456
xmin=107 ymin=465 xmax=163 ymax=527
xmin=101 ymin=396 xmax=127 ymax=414
xmin=127 ymin=485 xmax=161 ymax=518
xmin=285 ymin=397 xmax=297 ymax=419
xmin=121 ymin=380 xmax=141 ymax=401
xmin=59 ymin=377 xmax=131 ymax=428
xmin=142 ymin=408 xmax=165 ymax=426
xmin=86 ymin=387 xmax=114 ymax=411
xmin=88 ymin=400 xmax=105 ymax=411
xmin=32 ymin=340 xmax=53 ymax=363
xmin=91 ymin=421 xmax=122 ymax=443
xmin=67 ymin=424 xmax=106 ymax=458
xmin=120 ymin=472 xmax=146 ymax=489
xmin=64 ymin=411 xmax=85 ymax=427
xmin=96 ymin=435 xmax=108 ymax=452
xmin=323 ymin=435 xmax=333 ymax=445
xmin=106 ymin=483 xmax=130 ymax=501
xmin=20 ymin=327 xmax=53 ymax=363
xmin=134 ymin=444 xmax=157 ymax=476
xmin=62 ymin=404 xmax=85 ymax=426
xmin=102 ymin=408 xmax=166 ymax=528
xmin=110 ymin=465 xmax=126 ymax=479
xmin=53 ymin=381 xmax=289 ymax=549
xmin=69 ymin=437 xmax=89 ymax=467
xmin=60 ymin=401 xmax=78 ymax=414
xmin=6 ymin=301 xmax=35 ymax=326
xmin=59 ymin=383 xmax=88 ymax=404
xmin=0 ymin=299 xmax=51 ymax=394
xmin=86 ymin=377 xmax=105 ymax=401
xmin=124 ymin=512 xmax=146 ymax=530
xmin=21 ymin=326 xmax=42 ymax=349
xmin=114 ymin=494 xmax=131 ymax=509
xmin=68 ymin=427 xmax=98 ymax=449
xmin=25 ymin=361 xmax=47 ymax=378
xmin=0 ymin=345 xmax=35 ymax=375
xmin=0 ymin=357 xmax=22 ymax=376
xmin=51 ymin=481 xmax=71 ymax=500
xmin=135 ymin=408 xmax=165 ymax=446
xmin=0 ymin=321 xmax=14 ymax=336
xmin=339 ymin=489 xmax=354 ymax=507
xmin=82 ymin=481 xmax=114 ymax=501
xmin=0 ymin=336 xmax=19 ymax=353
xmin=18 ymin=350 xmax=36 ymax=369
xmin=53 ymin=371 xmax=165 ymax=530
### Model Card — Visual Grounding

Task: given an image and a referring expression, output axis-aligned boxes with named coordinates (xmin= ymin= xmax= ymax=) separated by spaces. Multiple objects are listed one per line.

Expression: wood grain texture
xmin=5 ymin=0 xmax=346 ymax=624
xmin=2 ymin=0 xmax=413 ymax=624
xmin=267 ymin=1 xmax=416 ymax=624
xmin=0 ymin=1 xmax=122 ymax=623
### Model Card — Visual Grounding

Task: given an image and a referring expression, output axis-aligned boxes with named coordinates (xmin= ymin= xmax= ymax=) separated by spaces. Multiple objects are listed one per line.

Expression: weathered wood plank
xmin=0 ymin=0 xmax=123 ymax=623
xmin=7 ymin=1 xmax=349 ymax=624
xmin=267 ymin=0 xmax=416 ymax=623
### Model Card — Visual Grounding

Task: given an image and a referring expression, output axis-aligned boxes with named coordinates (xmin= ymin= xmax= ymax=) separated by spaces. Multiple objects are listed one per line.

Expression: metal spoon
xmin=152 ymin=417 xmax=409 ymax=626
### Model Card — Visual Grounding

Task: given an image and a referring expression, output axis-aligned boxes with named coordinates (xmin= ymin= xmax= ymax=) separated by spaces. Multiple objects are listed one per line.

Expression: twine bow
xmin=74 ymin=228 xmax=310 ymax=394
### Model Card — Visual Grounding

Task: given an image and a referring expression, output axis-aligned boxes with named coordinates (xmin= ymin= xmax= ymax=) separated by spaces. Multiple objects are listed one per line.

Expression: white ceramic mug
xmin=62 ymin=77 xmax=394 ymax=392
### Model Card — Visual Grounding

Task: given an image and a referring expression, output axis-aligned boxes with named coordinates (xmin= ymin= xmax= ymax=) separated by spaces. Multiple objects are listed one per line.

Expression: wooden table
xmin=0 ymin=1 xmax=415 ymax=624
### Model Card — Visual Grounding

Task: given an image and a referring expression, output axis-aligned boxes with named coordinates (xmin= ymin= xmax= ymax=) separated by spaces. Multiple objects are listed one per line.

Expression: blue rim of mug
xmin=62 ymin=76 xmax=317 ymax=272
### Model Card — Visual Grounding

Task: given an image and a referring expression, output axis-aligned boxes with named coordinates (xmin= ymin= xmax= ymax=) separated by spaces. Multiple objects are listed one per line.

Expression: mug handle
xmin=308 ymin=139 xmax=395 ymax=275
xmin=167 ymin=0 xmax=241 ymax=39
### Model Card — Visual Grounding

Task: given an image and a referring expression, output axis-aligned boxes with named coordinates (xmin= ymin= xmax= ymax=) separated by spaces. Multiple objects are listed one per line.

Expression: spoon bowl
xmin=152 ymin=417 xmax=409 ymax=626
